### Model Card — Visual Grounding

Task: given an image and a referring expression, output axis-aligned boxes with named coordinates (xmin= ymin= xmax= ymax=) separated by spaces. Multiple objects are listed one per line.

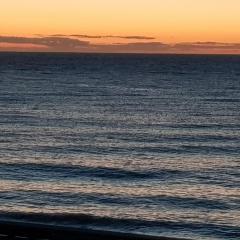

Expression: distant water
xmin=0 ymin=53 xmax=239 ymax=240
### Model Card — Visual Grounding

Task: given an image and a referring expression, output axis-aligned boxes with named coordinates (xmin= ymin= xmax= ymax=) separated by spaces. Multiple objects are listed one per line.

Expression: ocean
xmin=0 ymin=53 xmax=239 ymax=240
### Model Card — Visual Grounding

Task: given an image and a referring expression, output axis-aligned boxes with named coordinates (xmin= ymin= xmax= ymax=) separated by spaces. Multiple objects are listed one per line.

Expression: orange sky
xmin=1 ymin=0 xmax=240 ymax=53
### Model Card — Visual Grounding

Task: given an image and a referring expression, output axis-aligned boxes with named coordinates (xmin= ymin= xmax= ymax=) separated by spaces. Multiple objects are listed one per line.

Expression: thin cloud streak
xmin=1 ymin=35 xmax=240 ymax=53
xmin=49 ymin=34 xmax=155 ymax=40
xmin=175 ymin=42 xmax=240 ymax=50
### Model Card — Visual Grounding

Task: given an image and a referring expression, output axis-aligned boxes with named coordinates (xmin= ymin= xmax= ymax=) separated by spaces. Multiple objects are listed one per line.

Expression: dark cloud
xmin=0 ymin=36 xmax=89 ymax=50
xmin=95 ymin=42 xmax=169 ymax=53
xmin=123 ymin=36 xmax=155 ymax=40
xmin=105 ymin=35 xmax=155 ymax=40
xmin=1 ymin=35 xmax=240 ymax=53
xmin=70 ymin=34 xmax=102 ymax=39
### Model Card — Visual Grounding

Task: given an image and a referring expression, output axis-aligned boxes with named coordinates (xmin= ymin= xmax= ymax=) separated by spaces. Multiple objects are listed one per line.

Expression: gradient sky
xmin=1 ymin=0 xmax=240 ymax=53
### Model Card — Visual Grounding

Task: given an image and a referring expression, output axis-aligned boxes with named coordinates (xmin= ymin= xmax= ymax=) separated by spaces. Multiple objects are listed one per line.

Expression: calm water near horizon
xmin=0 ymin=53 xmax=239 ymax=240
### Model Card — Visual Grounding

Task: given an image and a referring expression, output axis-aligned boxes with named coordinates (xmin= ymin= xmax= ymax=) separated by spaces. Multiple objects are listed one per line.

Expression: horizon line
xmin=1 ymin=50 xmax=240 ymax=56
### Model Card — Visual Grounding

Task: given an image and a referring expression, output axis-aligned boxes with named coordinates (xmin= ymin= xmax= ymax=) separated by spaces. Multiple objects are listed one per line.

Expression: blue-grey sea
xmin=0 ymin=53 xmax=239 ymax=240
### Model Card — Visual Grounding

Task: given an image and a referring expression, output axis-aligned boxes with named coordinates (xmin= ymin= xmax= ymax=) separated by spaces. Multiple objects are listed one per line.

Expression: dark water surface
xmin=0 ymin=53 xmax=239 ymax=240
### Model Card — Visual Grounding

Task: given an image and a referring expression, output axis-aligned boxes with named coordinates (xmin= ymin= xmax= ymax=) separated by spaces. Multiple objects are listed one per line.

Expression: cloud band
xmin=1 ymin=35 xmax=240 ymax=53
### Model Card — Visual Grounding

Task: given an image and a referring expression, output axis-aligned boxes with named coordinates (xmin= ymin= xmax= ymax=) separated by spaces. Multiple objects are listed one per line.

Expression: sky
xmin=1 ymin=0 xmax=240 ymax=53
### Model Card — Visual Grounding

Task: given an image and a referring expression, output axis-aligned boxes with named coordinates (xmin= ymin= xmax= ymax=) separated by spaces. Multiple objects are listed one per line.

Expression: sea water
xmin=0 ymin=53 xmax=239 ymax=239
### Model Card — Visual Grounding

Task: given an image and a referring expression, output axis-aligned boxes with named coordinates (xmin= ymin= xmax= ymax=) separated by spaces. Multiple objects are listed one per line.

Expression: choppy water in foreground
xmin=0 ymin=53 xmax=239 ymax=240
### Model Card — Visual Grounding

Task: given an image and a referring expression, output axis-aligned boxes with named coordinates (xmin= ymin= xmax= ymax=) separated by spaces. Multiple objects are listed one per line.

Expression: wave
xmin=204 ymin=98 xmax=240 ymax=103
xmin=0 ymin=189 xmax=236 ymax=211
xmin=1 ymin=144 xmax=239 ymax=157
xmin=0 ymin=161 xmax=191 ymax=180
xmin=1 ymin=161 xmax=239 ymax=193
